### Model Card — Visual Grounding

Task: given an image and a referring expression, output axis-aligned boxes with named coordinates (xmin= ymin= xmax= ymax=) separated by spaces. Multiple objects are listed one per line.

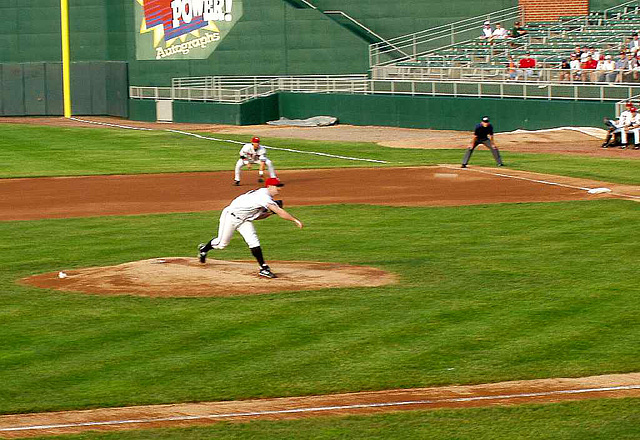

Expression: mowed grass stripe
xmin=0 ymin=201 xmax=638 ymax=414
xmin=1 ymin=124 xmax=639 ymax=184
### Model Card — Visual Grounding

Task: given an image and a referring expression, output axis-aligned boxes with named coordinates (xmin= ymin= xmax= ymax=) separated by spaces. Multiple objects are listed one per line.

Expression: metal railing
xmin=131 ymin=75 xmax=640 ymax=104
xmin=171 ymin=75 xmax=368 ymax=89
xmin=369 ymin=6 xmax=524 ymax=68
xmin=615 ymin=92 xmax=640 ymax=116
xmin=372 ymin=65 xmax=640 ymax=84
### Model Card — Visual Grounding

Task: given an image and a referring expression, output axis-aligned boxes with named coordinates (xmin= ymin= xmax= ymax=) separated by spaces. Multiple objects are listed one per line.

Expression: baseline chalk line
xmin=2 ymin=384 xmax=639 ymax=433
xmin=70 ymin=117 xmax=390 ymax=164
xmin=441 ymin=165 xmax=640 ymax=201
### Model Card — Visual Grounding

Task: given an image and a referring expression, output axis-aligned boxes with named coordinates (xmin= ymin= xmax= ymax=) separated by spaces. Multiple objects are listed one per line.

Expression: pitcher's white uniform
xmin=209 ymin=188 xmax=276 ymax=250
xmin=234 ymin=142 xmax=276 ymax=183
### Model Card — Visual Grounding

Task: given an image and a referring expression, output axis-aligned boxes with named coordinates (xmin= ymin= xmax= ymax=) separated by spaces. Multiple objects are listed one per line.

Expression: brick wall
xmin=520 ymin=0 xmax=589 ymax=22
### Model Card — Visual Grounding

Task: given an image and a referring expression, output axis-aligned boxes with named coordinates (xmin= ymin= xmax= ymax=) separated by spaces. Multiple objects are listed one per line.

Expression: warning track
xmin=1 ymin=373 xmax=638 ymax=438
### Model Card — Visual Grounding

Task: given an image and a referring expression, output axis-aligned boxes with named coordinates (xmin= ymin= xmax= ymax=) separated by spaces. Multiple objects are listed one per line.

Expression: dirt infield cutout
xmin=20 ymin=258 xmax=397 ymax=297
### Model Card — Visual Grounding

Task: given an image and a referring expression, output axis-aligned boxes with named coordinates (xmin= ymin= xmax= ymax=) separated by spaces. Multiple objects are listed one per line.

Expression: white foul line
xmin=1 ymin=384 xmax=639 ymax=433
xmin=69 ymin=117 xmax=390 ymax=164
xmin=441 ymin=165 xmax=640 ymax=201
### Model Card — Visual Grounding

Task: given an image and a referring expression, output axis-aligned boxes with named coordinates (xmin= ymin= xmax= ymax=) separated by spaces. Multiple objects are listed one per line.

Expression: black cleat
xmin=234 ymin=180 xmax=240 ymax=186
xmin=461 ymin=164 xmax=467 ymax=168
xmin=258 ymin=177 xmax=264 ymax=183
xmin=197 ymin=243 xmax=207 ymax=264
xmin=497 ymin=163 xmax=504 ymax=167
xmin=635 ymin=145 xmax=640 ymax=150
xmin=258 ymin=265 xmax=277 ymax=279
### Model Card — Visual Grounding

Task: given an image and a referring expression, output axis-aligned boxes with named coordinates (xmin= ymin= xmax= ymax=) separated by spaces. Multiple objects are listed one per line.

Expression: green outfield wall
xmin=129 ymin=94 xmax=614 ymax=131
xmin=0 ymin=62 xmax=128 ymax=117
xmin=0 ymin=0 xmax=524 ymax=87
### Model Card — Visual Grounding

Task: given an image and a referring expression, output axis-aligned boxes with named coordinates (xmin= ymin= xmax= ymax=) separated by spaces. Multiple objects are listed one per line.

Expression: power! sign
xmin=135 ymin=0 xmax=243 ymax=60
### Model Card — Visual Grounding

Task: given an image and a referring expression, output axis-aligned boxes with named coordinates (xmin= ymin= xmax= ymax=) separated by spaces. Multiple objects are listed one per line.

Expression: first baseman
xmin=198 ymin=177 xmax=303 ymax=279
xmin=234 ymin=136 xmax=277 ymax=185
xmin=461 ymin=116 xmax=504 ymax=168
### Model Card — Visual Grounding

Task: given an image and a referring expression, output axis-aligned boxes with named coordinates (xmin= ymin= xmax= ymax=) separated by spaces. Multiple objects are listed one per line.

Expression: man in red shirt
xmin=582 ymin=54 xmax=598 ymax=82
xmin=518 ymin=53 xmax=536 ymax=80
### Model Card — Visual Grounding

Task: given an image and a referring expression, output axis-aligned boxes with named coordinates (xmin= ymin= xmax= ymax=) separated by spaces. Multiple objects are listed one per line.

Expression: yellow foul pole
xmin=60 ymin=0 xmax=72 ymax=118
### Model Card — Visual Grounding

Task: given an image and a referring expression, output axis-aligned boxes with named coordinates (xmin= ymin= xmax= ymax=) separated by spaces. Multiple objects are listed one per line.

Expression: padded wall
xmin=0 ymin=62 xmax=128 ymax=117
xmin=278 ymin=93 xmax=613 ymax=131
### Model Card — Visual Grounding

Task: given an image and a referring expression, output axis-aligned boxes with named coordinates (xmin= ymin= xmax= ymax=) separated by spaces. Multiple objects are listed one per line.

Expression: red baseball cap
xmin=251 ymin=136 xmax=260 ymax=143
xmin=632 ymin=107 xmax=638 ymax=112
xmin=265 ymin=177 xmax=284 ymax=187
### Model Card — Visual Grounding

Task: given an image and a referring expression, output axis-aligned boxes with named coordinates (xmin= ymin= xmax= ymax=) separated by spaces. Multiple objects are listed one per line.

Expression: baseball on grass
xmin=58 ymin=271 xmax=68 ymax=279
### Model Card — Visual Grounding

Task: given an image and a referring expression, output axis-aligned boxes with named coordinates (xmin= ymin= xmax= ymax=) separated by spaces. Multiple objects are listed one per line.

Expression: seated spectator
xmin=490 ymin=23 xmax=508 ymax=42
xmin=570 ymin=53 xmax=582 ymax=81
xmin=581 ymin=54 xmax=598 ymax=82
xmin=580 ymin=46 xmax=590 ymax=62
xmin=632 ymin=54 xmax=640 ymax=80
xmin=629 ymin=33 xmax=640 ymax=54
xmin=480 ymin=21 xmax=493 ymax=40
xmin=615 ymin=52 xmax=630 ymax=82
xmin=596 ymin=55 xmax=616 ymax=82
xmin=509 ymin=21 xmax=527 ymax=39
xmin=506 ymin=55 xmax=517 ymax=80
xmin=572 ymin=45 xmax=583 ymax=58
xmin=559 ymin=59 xmax=571 ymax=81
xmin=517 ymin=52 xmax=536 ymax=80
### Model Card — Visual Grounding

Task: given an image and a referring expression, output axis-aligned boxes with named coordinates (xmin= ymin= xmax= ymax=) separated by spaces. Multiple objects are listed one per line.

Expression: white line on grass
xmin=2 ymin=384 xmax=639 ymax=433
xmin=70 ymin=117 xmax=390 ymax=164
xmin=441 ymin=165 xmax=640 ymax=201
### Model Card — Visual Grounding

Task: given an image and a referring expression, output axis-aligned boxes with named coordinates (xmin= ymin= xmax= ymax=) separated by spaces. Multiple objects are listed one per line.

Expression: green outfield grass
xmin=1 ymin=201 xmax=638 ymax=414
xmin=34 ymin=398 xmax=640 ymax=440
xmin=1 ymin=124 xmax=639 ymax=184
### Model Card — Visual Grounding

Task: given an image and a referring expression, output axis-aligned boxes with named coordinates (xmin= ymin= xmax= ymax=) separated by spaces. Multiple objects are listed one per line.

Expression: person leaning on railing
xmin=506 ymin=55 xmax=517 ymax=80
xmin=569 ymin=53 xmax=582 ymax=81
xmin=581 ymin=54 xmax=598 ymax=82
xmin=596 ymin=55 xmax=617 ymax=83
xmin=517 ymin=53 xmax=536 ymax=80
xmin=559 ymin=59 xmax=571 ymax=82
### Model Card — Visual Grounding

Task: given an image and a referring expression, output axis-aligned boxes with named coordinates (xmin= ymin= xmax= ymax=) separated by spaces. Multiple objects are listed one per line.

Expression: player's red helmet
xmin=251 ymin=136 xmax=260 ymax=144
xmin=631 ymin=107 xmax=637 ymax=112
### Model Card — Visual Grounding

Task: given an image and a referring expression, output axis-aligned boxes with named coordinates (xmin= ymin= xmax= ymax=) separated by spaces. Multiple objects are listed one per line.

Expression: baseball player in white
xmin=624 ymin=107 xmax=640 ymax=149
xmin=603 ymin=107 xmax=633 ymax=148
xmin=234 ymin=136 xmax=277 ymax=186
xmin=198 ymin=177 xmax=303 ymax=278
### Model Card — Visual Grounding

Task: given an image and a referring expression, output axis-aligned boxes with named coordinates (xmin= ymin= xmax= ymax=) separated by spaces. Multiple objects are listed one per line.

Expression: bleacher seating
xmin=382 ymin=4 xmax=640 ymax=84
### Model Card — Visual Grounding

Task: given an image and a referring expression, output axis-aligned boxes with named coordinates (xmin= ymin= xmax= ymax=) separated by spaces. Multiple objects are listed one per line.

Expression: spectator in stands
xmin=632 ymin=54 xmax=640 ymax=80
xmin=517 ymin=53 xmax=536 ymax=80
xmin=509 ymin=21 xmax=527 ymax=39
xmin=558 ymin=59 xmax=570 ymax=81
xmin=580 ymin=46 xmax=590 ymax=62
xmin=480 ymin=21 xmax=493 ymax=41
xmin=572 ymin=45 xmax=583 ymax=58
xmin=490 ymin=23 xmax=508 ymax=42
xmin=596 ymin=55 xmax=616 ymax=83
xmin=615 ymin=52 xmax=630 ymax=83
xmin=507 ymin=55 xmax=517 ymax=80
xmin=581 ymin=54 xmax=598 ymax=82
xmin=570 ymin=53 xmax=582 ymax=81
xmin=629 ymin=33 xmax=640 ymax=54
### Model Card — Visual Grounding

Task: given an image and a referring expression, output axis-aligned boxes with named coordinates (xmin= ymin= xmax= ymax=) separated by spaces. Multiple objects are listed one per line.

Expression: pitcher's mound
xmin=20 ymin=258 xmax=397 ymax=298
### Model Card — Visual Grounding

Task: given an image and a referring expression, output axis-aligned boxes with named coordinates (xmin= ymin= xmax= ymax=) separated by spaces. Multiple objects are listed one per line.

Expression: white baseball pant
xmin=631 ymin=128 xmax=640 ymax=144
xmin=234 ymin=158 xmax=276 ymax=182
xmin=209 ymin=208 xmax=260 ymax=249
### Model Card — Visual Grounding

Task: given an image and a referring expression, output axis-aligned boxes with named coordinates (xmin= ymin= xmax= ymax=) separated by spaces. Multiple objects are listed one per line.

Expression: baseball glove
xmin=274 ymin=200 xmax=283 ymax=208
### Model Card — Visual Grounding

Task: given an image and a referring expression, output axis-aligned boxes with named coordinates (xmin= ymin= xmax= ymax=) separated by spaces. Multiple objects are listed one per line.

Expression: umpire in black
xmin=461 ymin=116 xmax=504 ymax=168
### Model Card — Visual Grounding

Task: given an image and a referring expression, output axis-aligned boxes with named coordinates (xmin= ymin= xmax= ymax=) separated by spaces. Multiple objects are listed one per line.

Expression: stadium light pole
xmin=60 ymin=0 xmax=72 ymax=118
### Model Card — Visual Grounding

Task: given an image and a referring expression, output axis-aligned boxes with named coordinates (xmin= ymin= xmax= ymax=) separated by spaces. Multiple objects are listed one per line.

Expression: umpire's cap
xmin=482 ymin=116 xmax=490 ymax=122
